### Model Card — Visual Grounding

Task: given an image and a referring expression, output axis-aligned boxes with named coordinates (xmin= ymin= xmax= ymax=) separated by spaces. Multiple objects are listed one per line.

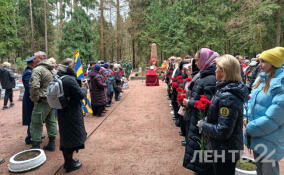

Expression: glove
xmin=197 ymin=120 xmax=206 ymax=134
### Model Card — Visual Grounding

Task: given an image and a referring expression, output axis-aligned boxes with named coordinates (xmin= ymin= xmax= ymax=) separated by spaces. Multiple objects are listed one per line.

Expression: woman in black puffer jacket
xmin=57 ymin=58 xmax=88 ymax=173
xmin=183 ymin=48 xmax=219 ymax=174
xmin=197 ymin=54 xmax=248 ymax=175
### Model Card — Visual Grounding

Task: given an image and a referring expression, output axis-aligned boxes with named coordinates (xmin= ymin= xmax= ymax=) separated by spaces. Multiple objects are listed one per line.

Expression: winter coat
xmin=29 ymin=59 xmax=54 ymax=103
xmin=113 ymin=72 xmax=122 ymax=92
xmin=22 ymin=66 xmax=34 ymax=125
xmin=57 ymin=68 xmax=87 ymax=150
xmin=240 ymin=66 xmax=246 ymax=83
xmin=90 ymin=70 xmax=107 ymax=106
xmin=0 ymin=67 xmax=15 ymax=89
xmin=249 ymin=64 xmax=261 ymax=89
xmin=105 ymin=69 xmax=114 ymax=93
xmin=244 ymin=68 xmax=284 ymax=161
xmin=202 ymin=81 xmax=248 ymax=161
xmin=183 ymin=64 xmax=217 ymax=174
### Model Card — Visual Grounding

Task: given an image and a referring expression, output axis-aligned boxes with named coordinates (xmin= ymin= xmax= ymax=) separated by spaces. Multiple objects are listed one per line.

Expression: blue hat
xmin=103 ymin=63 xmax=109 ymax=68
xmin=24 ymin=56 xmax=34 ymax=63
xmin=94 ymin=64 xmax=101 ymax=71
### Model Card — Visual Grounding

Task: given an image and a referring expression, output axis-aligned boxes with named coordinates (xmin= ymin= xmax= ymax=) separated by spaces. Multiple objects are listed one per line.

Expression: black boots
xmin=31 ymin=141 xmax=41 ymax=149
xmin=63 ymin=150 xmax=82 ymax=173
xmin=43 ymin=136 xmax=56 ymax=151
xmin=65 ymin=159 xmax=82 ymax=173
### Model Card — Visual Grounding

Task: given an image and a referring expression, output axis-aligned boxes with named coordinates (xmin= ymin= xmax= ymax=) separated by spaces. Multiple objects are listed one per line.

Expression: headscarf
xmin=199 ymin=48 xmax=219 ymax=70
xmin=100 ymin=67 xmax=106 ymax=73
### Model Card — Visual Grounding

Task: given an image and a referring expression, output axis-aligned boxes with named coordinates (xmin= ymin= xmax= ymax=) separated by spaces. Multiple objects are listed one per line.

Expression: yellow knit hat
xmin=260 ymin=47 xmax=284 ymax=68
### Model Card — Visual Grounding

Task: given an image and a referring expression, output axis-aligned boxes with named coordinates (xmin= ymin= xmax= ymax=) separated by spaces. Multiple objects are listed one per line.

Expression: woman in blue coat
xmin=22 ymin=57 xmax=35 ymax=144
xmin=245 ymin=47 xmax=284 ymax=175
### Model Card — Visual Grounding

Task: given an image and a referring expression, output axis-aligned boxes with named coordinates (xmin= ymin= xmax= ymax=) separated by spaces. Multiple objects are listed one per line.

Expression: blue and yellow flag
xmin=81 ymin=94 xmax=93 ymax=114
xmin=73 ymin=51 xmax=84 ymax=80
xmin=72 ymin=51 xmax=93 ymax=114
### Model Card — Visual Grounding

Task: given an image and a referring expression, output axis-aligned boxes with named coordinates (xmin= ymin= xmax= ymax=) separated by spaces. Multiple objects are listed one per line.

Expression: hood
xmin=57 ymin=64 xmax=76 ymax=78
xmin=37 ymin=59 xmax=54 ymax=70
xmin=218 ymin=81 xmax=249 ymax=102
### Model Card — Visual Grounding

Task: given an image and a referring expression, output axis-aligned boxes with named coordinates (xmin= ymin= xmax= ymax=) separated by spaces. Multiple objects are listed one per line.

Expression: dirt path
xmin=0 ymin=80 xmax=190 ymax=175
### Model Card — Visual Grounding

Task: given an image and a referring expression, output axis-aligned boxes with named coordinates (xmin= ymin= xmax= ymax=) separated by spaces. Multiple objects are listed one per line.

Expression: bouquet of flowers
xmin=194 ymin=95 xmax=212 ymax=158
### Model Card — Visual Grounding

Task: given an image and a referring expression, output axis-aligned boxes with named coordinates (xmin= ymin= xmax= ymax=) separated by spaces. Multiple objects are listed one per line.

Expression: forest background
xmin=0 ymin=0 xmax=283 ymax=71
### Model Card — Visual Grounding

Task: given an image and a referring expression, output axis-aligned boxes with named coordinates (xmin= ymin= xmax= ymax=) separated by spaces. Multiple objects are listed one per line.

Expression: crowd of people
xmin=164 ymin=47 xmax=284 ymax=175
xmin=0 ymin=52 xmax=132 ymax=172
xmin=1 ymin=47 xmax=284 ymax=174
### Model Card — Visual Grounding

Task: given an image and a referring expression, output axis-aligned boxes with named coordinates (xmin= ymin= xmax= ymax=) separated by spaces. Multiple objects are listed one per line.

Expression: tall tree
xmin=59 ymin=6 xmax=96 ymax=62
xmin=29 ymin=0 xmax=34 ymax=51
xmin=276 ymin=0 xmax=283 ymax=46
xmin=100 ymin=0 xmax=105 ymax=60
xmin=0 ymin=0 xmax=19 ymax=62
xmin=44 ymin=0 xmax=48 ymax=55
xmin=116 ymin=0 xmax=121 ymax=60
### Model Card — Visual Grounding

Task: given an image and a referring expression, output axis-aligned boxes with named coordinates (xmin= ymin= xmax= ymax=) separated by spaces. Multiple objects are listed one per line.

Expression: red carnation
xmin=169 ymin=70 xmax=173 ymax=73
xmin=248 ymin=96 xmax=251 ymax=100
xmin=186 ymin=77 xmax=192 ymax=82
xmin=104 ymin=77 xmax=108 ymax=80
xmin=84 ymin=72 xmax=88 ymax=76
xmin=176 ymin=75 xmax=182 ymax=80
xmin=200 ymin=98 xmax=212 ymax=105
xmin=179 ymin=79 xmax=184 ymax=84
xmin=171 ymin=82 xmax=178 ymax=88
xmin=183 ymin=90 xmax=187 ymax=94
xmin=177 ymin=94 xmax=186 ymax=103
xmin=194 ymin=101 xmax=206 ymax=110
xmin=246 ymin=72 xmax=249 ymax=75
xmin=172 ymin=77 xmax=175 ymax=81
xmin=176 ymin=87 xmax=183 ymax=92
xmin=119 ymin=72 xmax=122 ymax=76
xmin=112 ymin=72 xmax=116 ymax=75
xmin=107 ymin=74 xmax=110 ymax=77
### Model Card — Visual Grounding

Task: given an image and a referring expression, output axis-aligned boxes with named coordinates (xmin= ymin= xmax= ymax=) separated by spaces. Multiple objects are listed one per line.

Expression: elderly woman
xmin=197 ymin=54 xmax=248 ymax=175
xmin=245 ymin=47 xmax=284 ymax=175
xmin=183 ymin=48 xmax=219 ymax=174
xmin=57 ymin=58 xmax=88 ymax=173
xmin=90 ymin=64 xmax=107 ymax=116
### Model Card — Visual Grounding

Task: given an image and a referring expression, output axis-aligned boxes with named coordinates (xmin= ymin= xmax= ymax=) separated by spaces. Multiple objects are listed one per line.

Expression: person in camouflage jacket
xmin=29 ymin=51 xmax=57 ymax=151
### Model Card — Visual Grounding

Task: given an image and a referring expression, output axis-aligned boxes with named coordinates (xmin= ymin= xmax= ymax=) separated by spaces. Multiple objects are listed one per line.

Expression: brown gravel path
xmin=0 ymin=80 xmax=190 ymax=175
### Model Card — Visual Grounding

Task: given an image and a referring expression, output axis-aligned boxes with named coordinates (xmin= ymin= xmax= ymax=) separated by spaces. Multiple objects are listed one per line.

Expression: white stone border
xmin=8 ymin=149 xmax=46 ymax=173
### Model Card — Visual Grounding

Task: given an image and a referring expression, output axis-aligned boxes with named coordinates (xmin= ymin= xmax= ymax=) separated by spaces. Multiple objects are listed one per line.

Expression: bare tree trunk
xmin=56 ymin=0 xmax=59 ymax=29
xmin=132 ymin=38 xmax=135 ymax=69
xmin=100 ymin=0 xmax=105 ymax=60
xmin=109 ymin=3 xmax=114 ymax=62
xmin=59 ymin=0 xmax=64 ymax=42
xmin=276 ymin=0 xmax=283 ymax=46
xmin=44 ymin=0 xmax=48 ymax=56
xmin=70 ymin=0 xmax=73 ymax=16
xmin=116 ymin=0 xmax=121 ymax=61
xmin=29 ymin=0 xmax=34 ymax=52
